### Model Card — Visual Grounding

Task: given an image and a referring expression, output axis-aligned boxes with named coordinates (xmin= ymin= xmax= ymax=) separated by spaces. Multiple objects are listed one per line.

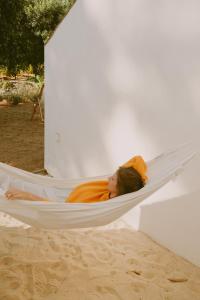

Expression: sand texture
xmin=0 ymin=103 xmax=44 ymax=173
xmin=0 ymin=213 xmax=199 ymax=300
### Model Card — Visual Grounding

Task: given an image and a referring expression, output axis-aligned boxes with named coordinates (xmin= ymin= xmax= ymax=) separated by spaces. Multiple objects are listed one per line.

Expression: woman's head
xmin=108 ymin=167 xmax=145 ymax=198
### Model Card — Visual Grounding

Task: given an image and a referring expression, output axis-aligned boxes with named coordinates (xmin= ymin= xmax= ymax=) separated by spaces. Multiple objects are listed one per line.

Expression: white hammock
xmin=0 ymin=142 xmax=197 ymax=229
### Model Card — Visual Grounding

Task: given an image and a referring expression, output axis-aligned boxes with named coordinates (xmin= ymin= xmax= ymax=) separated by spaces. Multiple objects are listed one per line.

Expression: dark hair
xmin=116 ymin=167 xmax=144 ymax=196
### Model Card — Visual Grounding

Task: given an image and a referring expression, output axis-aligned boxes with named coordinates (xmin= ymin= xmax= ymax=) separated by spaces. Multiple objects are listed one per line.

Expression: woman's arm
xmin=5 ymin=187 xmax=49 ymax=202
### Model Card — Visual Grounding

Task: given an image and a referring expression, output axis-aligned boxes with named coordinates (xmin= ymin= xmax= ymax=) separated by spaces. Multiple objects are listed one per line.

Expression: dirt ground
xmin=0 ymin=102 xmax=44 ymax=172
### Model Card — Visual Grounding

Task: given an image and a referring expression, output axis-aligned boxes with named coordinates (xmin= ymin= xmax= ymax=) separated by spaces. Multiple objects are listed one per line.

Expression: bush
xmin=2 ymin=81 xmax=15 ymax=91
xmin=8 ymin=94 xmax=21 ymax=105
xmin=0 ymin=94 xmax=5 ymax=101
xmin=0 ymin=79 xmax=42 ymax=105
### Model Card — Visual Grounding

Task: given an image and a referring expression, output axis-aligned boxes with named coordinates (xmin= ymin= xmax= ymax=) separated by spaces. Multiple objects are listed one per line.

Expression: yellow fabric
xmin=66 ymin=155 xmax=148 ymax=203
xmin=67 ymin=180 xmax=109 ymax=203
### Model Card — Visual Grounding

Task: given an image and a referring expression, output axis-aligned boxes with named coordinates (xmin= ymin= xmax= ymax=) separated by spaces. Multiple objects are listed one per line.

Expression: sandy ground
xmin=0 ymin=102 xmax=44 ymax=172
xmin=0 ymin=215 xmax=200 ymax=300
xmin=0 ymin=104 xmax=200 ymax=300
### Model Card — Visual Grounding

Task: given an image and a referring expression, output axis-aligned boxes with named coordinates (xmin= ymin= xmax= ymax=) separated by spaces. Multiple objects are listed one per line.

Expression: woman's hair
xmin=116 ymin=166 xmax=144 ymax=196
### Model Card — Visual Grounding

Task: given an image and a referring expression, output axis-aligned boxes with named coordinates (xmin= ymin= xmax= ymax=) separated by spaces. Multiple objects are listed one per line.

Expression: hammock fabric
xmin=0 ymin=142 xmax=197 ymax=229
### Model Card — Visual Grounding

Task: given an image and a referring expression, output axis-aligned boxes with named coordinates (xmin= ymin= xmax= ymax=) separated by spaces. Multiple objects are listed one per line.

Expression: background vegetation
xmin=0 ymin=0 xmax=76 ymax=105
xmin=0 ymin=0 xmax=76 ymax=76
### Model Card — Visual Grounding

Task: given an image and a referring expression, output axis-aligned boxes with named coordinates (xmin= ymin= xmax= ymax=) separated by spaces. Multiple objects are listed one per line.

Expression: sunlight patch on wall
xmin=107 ymin=51 xmax=141 ymax=95
xmin=104 ymin=101 xmax=156 ymax=168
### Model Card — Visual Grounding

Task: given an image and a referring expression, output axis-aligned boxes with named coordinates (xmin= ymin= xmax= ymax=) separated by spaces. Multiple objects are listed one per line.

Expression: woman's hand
xmin=5 ymin=188 xmax=31 ymax=200
xmin=5 ymin=187 xmax=49 ymax=202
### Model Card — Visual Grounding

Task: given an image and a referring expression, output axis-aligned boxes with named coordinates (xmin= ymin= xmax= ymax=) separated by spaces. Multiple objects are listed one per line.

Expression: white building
xmin=45 ymin=0 xmax=200 ymax=266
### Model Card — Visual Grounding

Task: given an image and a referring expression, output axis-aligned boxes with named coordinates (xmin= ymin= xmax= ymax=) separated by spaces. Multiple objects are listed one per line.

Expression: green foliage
xmin=0 ymin=0 xmax=44 ymax=76
xmin=29 ymin=74 xmax=44 ymax=86
xmin=0 ymin=79 xmax=42 ymax=104
xmin=0 ymin=0 xmax=76 ymax=75
xmin=23 ymin=64 xmax=34 ymax=75
xmin=8 ymin=94 xmax=21 ymax=105
xmin=1 ymin=81 xmax=15 ymax=91
xmin=0 ymin=67 xmax=8 ymax=76
xmin=25 ymin=0 xmax=76 ymax=44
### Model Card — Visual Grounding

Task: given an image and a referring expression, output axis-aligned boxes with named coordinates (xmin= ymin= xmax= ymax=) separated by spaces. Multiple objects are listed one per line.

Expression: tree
xmin=0 ymin=0 xmax=75 ymax=75
xmin=0 ymin=0 xmax=44 ymax=75
xmin=25 ymin=0 xmax=76 ymax=44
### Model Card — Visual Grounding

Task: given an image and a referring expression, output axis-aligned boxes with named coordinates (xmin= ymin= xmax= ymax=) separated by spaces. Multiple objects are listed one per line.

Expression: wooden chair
xmin=31 ymin=83 xmax=44 ymax=122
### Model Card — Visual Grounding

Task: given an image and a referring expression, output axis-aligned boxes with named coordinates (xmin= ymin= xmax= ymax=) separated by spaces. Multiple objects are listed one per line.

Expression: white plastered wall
xmin=45 ymin=0 xmax=200 ymax=266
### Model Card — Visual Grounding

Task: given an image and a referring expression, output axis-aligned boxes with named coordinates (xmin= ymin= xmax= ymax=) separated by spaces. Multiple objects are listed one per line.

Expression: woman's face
xmin=108 ymin=172 xmax=118 ymax=194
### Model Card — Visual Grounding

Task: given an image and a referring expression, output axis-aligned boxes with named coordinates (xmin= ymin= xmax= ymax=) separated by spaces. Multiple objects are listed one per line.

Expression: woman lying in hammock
xmin=5 ymin=156 xmax=148 ymax=203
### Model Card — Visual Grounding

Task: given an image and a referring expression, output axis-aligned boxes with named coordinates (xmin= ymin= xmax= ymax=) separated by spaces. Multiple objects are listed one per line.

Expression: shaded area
xmin=45 ymin=0 xmax=200 ymax=183
xmin=139 ymin=189 xmax=200 ymax=266
xmin=0 ymin=103 xmax=44 ymax=172
xmin=45 ymin=0 xmax=125 ymax=178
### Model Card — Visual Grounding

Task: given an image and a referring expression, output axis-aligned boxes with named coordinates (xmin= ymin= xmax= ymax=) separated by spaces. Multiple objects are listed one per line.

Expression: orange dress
xmin=66 ymin=155 xmax=148 ymax=204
